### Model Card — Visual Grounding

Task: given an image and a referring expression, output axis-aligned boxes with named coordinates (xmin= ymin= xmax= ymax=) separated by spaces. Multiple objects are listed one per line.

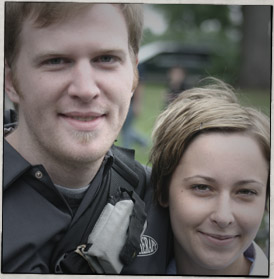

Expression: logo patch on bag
xmin=138 ymin=235 xmax=158 ymax=256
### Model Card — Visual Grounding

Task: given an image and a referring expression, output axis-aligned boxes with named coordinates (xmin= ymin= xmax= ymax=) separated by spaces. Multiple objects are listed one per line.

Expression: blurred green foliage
xmin=142 ymin=4 xmax=271 ymax=88
xmin=142 ymin=4 xmax=242 ymax=84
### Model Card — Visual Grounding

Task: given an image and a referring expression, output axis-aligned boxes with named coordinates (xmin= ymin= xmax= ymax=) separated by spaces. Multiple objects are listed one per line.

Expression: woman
xmin=150 ymin=79 xmax=269 ymax=276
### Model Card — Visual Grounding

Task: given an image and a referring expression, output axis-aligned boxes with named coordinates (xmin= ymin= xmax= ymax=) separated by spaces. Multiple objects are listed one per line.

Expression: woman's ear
xmin=5 ymin=61 xmax=20 ymax=104
xmin=159 ymin=195 xmax=169 ymax=208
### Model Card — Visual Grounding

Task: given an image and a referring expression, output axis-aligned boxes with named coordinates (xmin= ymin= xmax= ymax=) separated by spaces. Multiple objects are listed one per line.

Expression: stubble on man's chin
xmin=62 ymin=130 xmax=113 ymax=164
xmin=71 ymin=130 xmax=97 ymax=145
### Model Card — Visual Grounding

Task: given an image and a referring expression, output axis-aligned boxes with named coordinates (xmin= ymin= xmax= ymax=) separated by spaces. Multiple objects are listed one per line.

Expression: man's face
xmin=6 ymin=4 xmax=136 ymax=167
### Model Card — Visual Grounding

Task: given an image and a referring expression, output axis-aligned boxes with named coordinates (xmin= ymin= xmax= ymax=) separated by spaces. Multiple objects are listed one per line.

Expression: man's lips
xmin=60 ymin=112 xmax=106 ymax=121
xmin=59 ymin=111 xmax=106 ymax=130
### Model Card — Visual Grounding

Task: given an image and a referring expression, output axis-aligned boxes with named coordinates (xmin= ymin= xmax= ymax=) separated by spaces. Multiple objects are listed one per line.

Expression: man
xmin=3 ymin=2 xmax=171 ymax=274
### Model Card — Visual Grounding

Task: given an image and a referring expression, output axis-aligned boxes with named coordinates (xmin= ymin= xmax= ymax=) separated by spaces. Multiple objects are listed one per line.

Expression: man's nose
xmin=210 ymin=194 xmax=235 ymax=228
xmin=68 ymin=61 xmax=100 ymax=102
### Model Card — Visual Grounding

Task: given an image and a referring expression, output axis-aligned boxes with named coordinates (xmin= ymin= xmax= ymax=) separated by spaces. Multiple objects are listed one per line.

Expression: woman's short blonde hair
xmin=150 ymin=78 xmax=270 ymax=205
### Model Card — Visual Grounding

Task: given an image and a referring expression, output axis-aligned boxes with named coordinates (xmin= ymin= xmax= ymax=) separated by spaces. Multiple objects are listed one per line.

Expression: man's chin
xmin=71 ymin=130 xmax=97 ymax=145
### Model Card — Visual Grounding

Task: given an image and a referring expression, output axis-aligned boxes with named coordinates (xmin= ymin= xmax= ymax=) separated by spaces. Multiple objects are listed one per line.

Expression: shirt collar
xmin=3 ymin=139 xmax=32 ymax=190
xmin=3 ymin=139 xmax=115 ymax=190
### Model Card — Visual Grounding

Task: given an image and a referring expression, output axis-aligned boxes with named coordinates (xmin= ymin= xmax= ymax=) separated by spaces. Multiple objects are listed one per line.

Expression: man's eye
xmin=44 ymin=58 xmax=68 ymax=65
xmin=94 ymin=55 xmax=117 ymax=63
xmin=237 ymin=189 xmax=257 ymax=196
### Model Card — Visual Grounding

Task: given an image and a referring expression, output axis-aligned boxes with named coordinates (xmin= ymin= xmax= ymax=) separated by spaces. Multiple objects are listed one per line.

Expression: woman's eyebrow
xmin=184 ymin=176 xmax=265 ymax=188
xmin=183 ymin=175 xmax=216 ymax=183
xmin=234 ymin=180 xmax=265 ymax=188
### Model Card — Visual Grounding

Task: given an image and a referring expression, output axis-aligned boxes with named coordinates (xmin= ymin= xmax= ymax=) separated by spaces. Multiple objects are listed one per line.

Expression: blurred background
xmin=116 ymin=4 xmax=271 ymax=257
xmin=117 ymin=4 xmax=271 ymax=160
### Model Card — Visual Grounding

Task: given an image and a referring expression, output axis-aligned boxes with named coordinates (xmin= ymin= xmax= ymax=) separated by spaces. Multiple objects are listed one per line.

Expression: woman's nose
xmin=210 ymin=194 xmax=235 ymax=228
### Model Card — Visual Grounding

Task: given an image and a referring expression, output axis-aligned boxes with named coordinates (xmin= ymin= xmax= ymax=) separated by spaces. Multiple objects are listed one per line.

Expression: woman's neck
xmin=174 ymin=243 xmax=251 ymax=276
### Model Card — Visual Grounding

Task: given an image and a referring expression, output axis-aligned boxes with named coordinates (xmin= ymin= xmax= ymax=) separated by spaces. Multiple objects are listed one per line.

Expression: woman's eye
xmin=192 ymin=184 xmax=210 ymax=192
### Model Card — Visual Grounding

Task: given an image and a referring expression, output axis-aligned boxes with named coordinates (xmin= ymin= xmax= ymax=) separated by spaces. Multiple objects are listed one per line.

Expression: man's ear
xmin=5 ymin=60 xmax=20 ymax=104
xmin=131 ymin=57 xmax=139 ymax=93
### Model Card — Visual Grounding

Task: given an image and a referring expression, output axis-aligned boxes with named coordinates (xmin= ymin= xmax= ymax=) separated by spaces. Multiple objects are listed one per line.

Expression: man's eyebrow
xmin=91 ymin=48 xmax=127 ymax=57
xmin=31 ymin=48 xmax=127 ymax=64
xmin=31 ymin=52 xmax=66 ymax=65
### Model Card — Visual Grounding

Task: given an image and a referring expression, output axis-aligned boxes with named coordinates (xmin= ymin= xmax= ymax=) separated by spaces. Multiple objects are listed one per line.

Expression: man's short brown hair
xmin=5 ymin=2 xmax=144 ymax=68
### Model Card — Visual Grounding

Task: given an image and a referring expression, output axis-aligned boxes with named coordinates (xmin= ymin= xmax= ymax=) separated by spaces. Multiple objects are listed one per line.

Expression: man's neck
xmin=45 ymin=157 xmax=103 ymax=189
xmin=6 ymin=130 xmax=104 ymax=189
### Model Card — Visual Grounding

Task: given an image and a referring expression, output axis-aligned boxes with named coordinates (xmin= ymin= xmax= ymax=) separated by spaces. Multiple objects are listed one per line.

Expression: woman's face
xmin=168 ymin=132 xmax=268 ymax=275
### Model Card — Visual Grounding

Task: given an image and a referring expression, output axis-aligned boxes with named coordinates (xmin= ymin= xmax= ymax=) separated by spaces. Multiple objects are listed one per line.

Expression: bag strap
xmin=118 ymin=188 xmax=147 ymax=265
xmin=52 ymin=146 xmax=150 ymax=273
xmin=51 ymin=168 xmax=111 ymax=273
xmin=110 ymin=145 xmax=151 ymax=265
xmin=111 ymin=145 xmax=148 ymax=198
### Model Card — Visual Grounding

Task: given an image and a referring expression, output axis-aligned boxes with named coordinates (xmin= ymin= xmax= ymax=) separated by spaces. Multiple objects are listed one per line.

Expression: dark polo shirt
xmin=2 ymin=139 xmax=172 ymax=274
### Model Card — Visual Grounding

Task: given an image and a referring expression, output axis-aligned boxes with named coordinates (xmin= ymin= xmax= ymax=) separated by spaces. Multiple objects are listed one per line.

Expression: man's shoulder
xmin=110 ymin=145 xmax=151 ymax=173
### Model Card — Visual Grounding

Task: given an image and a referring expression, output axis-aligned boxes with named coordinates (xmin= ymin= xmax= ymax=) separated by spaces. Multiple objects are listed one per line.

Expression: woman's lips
xmin=198 ymin=231 xmax=239 ymax=246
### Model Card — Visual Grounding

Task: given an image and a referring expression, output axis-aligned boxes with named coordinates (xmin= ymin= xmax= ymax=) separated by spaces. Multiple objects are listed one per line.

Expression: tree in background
xmin=239 ymin=6 xmax=271 ymax=89
xmin=143 ymin=4 xmax=271 ymax=89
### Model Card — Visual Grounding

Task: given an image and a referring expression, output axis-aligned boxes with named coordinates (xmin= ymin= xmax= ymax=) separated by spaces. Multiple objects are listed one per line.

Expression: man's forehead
xmin=21 ymin=5 xmax=125 ymax=36
xmin=23 ymin=3 xmax=123 ymax=29
xmin=18 ymin=4 xmax=130 ymax=58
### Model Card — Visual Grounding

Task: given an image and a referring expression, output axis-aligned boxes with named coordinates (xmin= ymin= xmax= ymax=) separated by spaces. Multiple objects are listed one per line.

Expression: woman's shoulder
xmin=246 ymin=241 xmax=268 ymax=276
xmin=166 ymin=258 xmax=177 ymax=274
